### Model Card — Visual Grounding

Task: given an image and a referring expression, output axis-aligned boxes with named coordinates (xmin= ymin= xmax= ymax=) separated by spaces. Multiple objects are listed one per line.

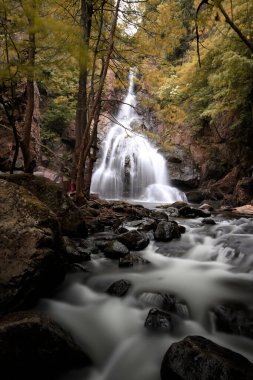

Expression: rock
xmin=233 ymin=204 xmax=253 ymax=216
xmin=119 ymin=254 xmax=134 ymax=267
xmin=127 ymin=218 xmax=157 ymax=232
xmin=210 ymin=166 xmax=241 ymax=196
xmin=150 ymin=210 xmax=169 ymax=221
xmin=144 ymin=308 xmax=172 ymax=331
xmin=179 ymin=206 xmax=211 ymax=218
xmin=63 ymin=237 xmax=91 ymax=263
xmin=0 ymin=311 xmax=91 ymax=378
xmin=170 ymin=201 xmax=188 ymax=209
xmin=106 ymin=279 xmax=131 ymax=297
xmin=186 ymin=190 xmax=205 ymax=203
xmin=178 ymin=225 xmax=186 ymax=233
xmin=117 ymin=230 xmax=150 ymax=251
xmin=0 ymin=174 xmax=88 ymax=237
xmin=154 ymin=221 xmax=181 ymax=242
xmin=140 ymin=293 xmax=189 ymax=318
xmin=213 ymin=304 xmax=253 ymax=339
xmin=160 ymin=335 xmax=253 ymax=380
xmin=125 ymin=220 xmax=144 ymax=228
xmin=233 ymin=177 xmax=253 ymax=206
xmin=116 ymin=226 xmax=129 ymax=234
xmin=0 ymin=179 xmax=67 ymax=314
xmin=202 ymin=218 xmax=216 ymax=225
xmin=199 ymin=203 xmax=214 ymax=211
xmin=163 ymin=146 xmax=200 ymax=189
xmin=103 ymin=240 xmax=129 ymax=259
xmin=138 ymin=218 xmax=157 ymax=232
xmin=165 ymin=207 xmax=179 ymax=217
xmin=69 ymin=263 xmax=89 ymax=273
xmin=78 ymin=238 xmax=99 ymax=254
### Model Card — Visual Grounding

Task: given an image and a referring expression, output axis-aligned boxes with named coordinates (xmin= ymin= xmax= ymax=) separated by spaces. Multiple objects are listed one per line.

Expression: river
xmin=36 ymin=209 xmax=253 ymax=380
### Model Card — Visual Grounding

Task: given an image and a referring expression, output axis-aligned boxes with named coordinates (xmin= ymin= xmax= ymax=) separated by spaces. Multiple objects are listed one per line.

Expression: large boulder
xmin=154 ymin=221 xmax=181 ymax=242
xmin=117 ymin=230 xmax=150 ymax=251
xmin=0 ymin=174 xmax=87 ymax=237
xmin=0 ymin=179 xmax=67 ymax=314
xmin=161 ymin=335 xmax=253 ymax=380
xmin=0 ymin=311 xmax=91 ymax=378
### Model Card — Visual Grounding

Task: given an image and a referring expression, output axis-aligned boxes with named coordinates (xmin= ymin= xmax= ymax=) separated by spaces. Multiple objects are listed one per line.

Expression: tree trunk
xmin=20 ymin=13 xmax=36 ymax=173
xmin=83 ymin=108 xmax=100 ymax=197
xmin=74 ymin=0 xmax=93 ymax=182
xmin=75 ymin=0 xmax=121 ymax=202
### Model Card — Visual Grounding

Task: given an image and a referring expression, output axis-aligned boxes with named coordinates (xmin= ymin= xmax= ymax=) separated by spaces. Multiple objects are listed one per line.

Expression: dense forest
xmin=1 ymin=0 xmax=253 ymax=202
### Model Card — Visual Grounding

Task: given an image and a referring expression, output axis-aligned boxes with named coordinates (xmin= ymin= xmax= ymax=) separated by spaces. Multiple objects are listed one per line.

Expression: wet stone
xmin=179 ymin=206 xmax=211 ymax=218
xmin=119 ymin=254 xmax=134 ymax=268
xmin=165 ymin=207 xmax=179 ymax=217
xmin=144 ymin=308 xmax=172 ymax=331
xmin=103 ymin=240 xmax=129 ymax=259
xmin=161 ymin=335 xmax=253 ymax=380
xmin=202 ymin=218 xmax=216 ymax=225
xmin=213 ymin=304 xmax=253 ymax=339
xmin=106 ymin=279 xmax=131 ymax=297
xmin=117 ymin=230 xmax=150 ymax=251
xmin=149 ymin=210 xmax=169 ymax=221
xmin=154 ymin=221 xmax=181 ymax=242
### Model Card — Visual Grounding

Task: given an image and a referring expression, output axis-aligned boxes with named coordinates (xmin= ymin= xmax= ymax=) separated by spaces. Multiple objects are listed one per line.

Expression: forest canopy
xmin=0 ymin=0 xmax=253 ymax=197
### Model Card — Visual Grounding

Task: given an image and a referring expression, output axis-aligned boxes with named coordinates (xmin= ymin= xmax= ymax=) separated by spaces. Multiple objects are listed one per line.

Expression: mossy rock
xmin=0 ymin=179 xmax=67 ymax=314
xmin=0 ymin=174 xmax=88 ymax=237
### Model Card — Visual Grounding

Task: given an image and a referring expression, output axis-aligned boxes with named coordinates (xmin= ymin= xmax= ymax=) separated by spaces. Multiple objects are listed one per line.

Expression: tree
xmin=75 ymin=0 xmax=122 ymax=201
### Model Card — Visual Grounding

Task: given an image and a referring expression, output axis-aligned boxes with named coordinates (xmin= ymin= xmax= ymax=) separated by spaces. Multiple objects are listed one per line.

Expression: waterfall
xmin=91 ymin=71 xmax=187 ymax=203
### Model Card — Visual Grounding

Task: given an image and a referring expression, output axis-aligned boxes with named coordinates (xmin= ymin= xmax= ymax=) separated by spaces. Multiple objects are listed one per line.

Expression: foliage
xmin=41 ymin=99 xmax=74 ymax=135
xmin=135 ymin=0 xmax=253 ymax=142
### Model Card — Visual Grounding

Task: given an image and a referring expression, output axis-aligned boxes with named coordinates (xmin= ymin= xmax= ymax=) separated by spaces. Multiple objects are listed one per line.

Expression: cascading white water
xmin=38 ymin=216 xmax=253 ymax=380
xmin=91 ymin=71 xmax=187 ymax=203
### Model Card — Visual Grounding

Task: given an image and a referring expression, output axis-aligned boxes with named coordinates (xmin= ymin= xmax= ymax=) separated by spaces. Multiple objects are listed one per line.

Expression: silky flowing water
xmin=91 ymin=71 xmax=186 ymax=203
xmin=37 ymin=213 xmax=253 ymax=380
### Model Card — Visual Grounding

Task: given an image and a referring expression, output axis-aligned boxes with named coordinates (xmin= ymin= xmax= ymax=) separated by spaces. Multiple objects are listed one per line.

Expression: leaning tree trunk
xmin=75 ymin=0 xmax=121 ymax=202
xmin=20 ymin=17 xmax=35 ymax=173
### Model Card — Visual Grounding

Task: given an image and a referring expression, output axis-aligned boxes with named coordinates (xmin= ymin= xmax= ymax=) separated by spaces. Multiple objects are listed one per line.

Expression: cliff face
xmin=136 ymin=88 xmax=253 ymax=206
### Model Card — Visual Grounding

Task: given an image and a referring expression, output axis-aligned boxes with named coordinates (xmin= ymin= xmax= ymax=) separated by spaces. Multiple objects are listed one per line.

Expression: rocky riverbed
xmin=0 ymin=174 xmax=253 ymax=379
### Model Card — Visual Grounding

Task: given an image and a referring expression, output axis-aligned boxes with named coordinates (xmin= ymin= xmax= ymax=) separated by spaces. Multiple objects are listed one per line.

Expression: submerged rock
xmin=0 ymin=311 xmax=91 ymax=378
xmin=144 ymin=308 xmax=172 ymax=332
xmin=160 ymin=335 xmax=253 ymax=380
xmin=0 ymin=179 xmax=66 ymax=314
xmin=202 ymin=218 xmax=216 ymax=225
xmin=117 ymin=230 xmax=150 ymax=251
xmin=119 ymin=254 xmax=134 ymax=267
xmin=106 ymin=279 xmax=131 ymax=297
xmin=154 ymin=221 xmax=181 ymax=242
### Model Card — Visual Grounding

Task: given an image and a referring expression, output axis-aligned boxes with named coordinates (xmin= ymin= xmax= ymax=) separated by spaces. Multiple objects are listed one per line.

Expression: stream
xmin=37 ymin=210 xmax=253 ymax=380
